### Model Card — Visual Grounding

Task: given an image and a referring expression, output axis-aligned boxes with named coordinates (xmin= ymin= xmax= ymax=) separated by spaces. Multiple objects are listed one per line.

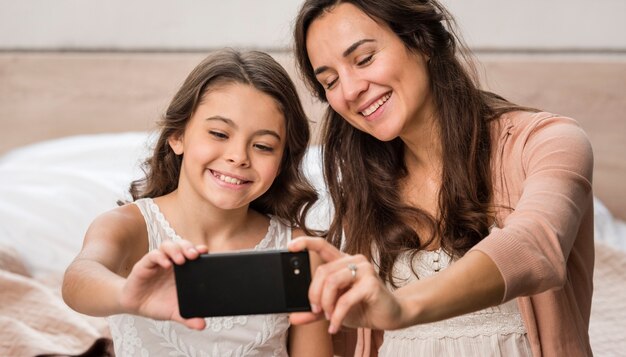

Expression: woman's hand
xmin=120 ymin=239 xmax=208 ymax=330
xmin=288 ymin=237 xmax=405 ymax=333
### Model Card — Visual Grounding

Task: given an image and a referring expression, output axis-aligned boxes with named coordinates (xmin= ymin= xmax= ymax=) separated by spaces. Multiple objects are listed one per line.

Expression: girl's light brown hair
xmin=294 ymin=0 xmax=537 ymax=285
xmin=130 ymin=49 xmax=318 ymax=231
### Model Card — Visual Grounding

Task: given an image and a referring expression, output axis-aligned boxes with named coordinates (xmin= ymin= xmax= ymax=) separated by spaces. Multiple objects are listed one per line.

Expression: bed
xmin=1 ymin=52 xmax=625 ymax=356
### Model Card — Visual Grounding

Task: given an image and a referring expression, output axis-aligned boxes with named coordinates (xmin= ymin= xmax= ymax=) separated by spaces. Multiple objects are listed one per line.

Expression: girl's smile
xmin=169 ymin=82 xmax=286 ymax=210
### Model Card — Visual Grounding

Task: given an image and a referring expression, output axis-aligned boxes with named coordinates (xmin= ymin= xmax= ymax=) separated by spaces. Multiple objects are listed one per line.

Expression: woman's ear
xmin=168 ymin=133 xmax=184 ymax=155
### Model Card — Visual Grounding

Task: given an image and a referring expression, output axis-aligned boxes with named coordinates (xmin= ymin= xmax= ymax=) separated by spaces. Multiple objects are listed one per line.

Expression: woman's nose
xmin=341 ymin=72 xmax=368 ymax=102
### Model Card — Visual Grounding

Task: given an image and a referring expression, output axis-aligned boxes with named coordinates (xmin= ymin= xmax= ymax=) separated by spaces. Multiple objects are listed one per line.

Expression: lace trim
xmin=145 ymin=198 xmax=183 ymax=242
xmin=205 ymin=316 xmax=248 ymax=332
xmin=387 ymin=249 xmax=527 ymax=340
xmin=144 ymin=198 xmax=277 ymax=249
xmin=254 ymin=216 xmax=279 ymax=250
xmin=385 ymin=305 xmax=526 ymax=340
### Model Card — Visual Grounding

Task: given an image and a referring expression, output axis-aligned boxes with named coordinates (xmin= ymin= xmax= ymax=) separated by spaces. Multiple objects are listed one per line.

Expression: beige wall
xmin=1 ymin=0 xmax=625 ymax=51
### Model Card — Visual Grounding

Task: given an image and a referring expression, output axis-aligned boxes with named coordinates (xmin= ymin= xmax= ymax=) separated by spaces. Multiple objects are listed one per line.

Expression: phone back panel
xmin=174 ymin=250 xmax=311 ymax=318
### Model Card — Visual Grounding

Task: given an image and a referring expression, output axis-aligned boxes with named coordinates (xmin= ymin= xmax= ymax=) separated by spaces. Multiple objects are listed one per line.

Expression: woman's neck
xmin=400 ymin=112 xmax=442 ymax=173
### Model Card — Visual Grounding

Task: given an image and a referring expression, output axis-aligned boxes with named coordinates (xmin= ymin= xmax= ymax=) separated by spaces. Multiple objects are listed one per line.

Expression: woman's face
xmin=306 ymin=3 xmax=434 ymax=141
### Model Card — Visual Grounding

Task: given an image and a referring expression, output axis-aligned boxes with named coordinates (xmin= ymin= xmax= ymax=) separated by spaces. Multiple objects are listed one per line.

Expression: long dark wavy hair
xmin=129 ymin=49 xmax=318 ymax=232
xmin=294 ymin=0 xmax=537 ymax=285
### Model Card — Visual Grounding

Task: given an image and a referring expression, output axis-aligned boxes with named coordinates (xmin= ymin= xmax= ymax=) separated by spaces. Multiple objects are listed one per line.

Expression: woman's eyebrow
xmin=313 ymin=38 xmax=376 ymax=75
xmin=342 ymin=39 xmax=375 ymax=57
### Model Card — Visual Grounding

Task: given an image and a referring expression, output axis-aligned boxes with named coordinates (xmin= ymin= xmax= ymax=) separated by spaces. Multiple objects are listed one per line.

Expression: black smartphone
xmin=174 ymin=249 xmax=311 ymax=318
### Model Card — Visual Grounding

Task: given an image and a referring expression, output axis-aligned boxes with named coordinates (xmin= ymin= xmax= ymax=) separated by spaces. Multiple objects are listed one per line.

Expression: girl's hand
xmin=287 ymin=237 xmax=404 ymax=333
xmin=120 ymin=239 xmax=208 ymax=330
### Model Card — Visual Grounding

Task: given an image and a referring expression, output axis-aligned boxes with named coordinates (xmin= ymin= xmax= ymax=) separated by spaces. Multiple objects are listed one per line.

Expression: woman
xmin=288 ymin=1 xmax=594 ymax=356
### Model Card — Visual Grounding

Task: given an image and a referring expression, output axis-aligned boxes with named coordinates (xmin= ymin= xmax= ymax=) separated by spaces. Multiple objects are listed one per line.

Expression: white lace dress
xmin=108 ymin=198 xmax=291 ymax=357
xmin=378 ymin=249 xmax=532 ymax=357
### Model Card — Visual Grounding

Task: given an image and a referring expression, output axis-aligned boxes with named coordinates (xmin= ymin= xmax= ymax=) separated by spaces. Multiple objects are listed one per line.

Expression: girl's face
xmin=169 ymin=83 xmax=286 ymax=210
xmin=306 ymin=3 xmax=435 ymax=141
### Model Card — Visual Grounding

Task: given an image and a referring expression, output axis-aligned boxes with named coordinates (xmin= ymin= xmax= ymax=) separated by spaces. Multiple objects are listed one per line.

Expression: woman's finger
xmin=318 ymin=261 xmax=359 ymax=318
xmin=288 ymin=237 xmax=342 ymax=263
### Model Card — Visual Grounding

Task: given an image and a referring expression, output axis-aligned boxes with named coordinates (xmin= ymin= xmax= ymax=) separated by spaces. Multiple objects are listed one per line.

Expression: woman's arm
xmin=288 ymin=237 xmax=505 ymax=333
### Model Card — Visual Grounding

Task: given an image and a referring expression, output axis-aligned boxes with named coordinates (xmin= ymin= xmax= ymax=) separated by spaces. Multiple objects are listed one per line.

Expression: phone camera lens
xmin=290 ymin=256 xmax=301 ymax=268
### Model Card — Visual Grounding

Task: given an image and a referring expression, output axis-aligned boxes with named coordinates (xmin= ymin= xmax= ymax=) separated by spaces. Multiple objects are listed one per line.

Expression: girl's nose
xmin=225 ymin=145 xmax=250 ymax=168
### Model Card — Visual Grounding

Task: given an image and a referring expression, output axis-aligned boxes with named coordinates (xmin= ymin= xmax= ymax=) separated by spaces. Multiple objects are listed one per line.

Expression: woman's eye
xmin=209 ymin=131 xmax=228 ymax=139
xmin=325 ymin=77 xmax=338 ymax=90
xmin=357 ymin=54 xmax=373 ymax=66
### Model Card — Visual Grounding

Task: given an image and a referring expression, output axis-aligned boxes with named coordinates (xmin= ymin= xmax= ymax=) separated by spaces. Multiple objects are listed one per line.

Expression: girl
xmin=62 ymin=49 xmax=333 ymax=357
xmin=288 ymin=1 xmax=594 ymax=356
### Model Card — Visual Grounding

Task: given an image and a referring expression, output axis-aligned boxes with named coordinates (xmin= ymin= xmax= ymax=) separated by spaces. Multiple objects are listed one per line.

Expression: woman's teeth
xmin=361 ymin=93 xmax=391 ymax=116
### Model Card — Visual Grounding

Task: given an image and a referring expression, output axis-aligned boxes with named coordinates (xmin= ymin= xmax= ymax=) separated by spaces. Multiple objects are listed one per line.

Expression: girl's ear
xmin=168 ymin=133 xmax=184 ymax=155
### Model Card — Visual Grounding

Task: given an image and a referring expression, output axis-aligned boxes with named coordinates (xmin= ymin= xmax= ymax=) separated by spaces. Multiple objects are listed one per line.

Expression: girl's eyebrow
xmin=313 ymin=38 xmax=376 ymax=75
xmin=205 ymin=116 xmax=282 ymax=141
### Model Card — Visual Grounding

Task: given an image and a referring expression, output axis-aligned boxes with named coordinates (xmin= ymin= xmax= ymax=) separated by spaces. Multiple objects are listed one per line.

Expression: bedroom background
xmin=1 ymin=0 xmax=625 ymax=356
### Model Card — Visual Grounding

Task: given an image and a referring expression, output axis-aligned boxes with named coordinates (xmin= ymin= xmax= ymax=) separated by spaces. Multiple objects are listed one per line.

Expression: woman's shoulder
xmin=497 ymin=110 xmax=585 ymax=136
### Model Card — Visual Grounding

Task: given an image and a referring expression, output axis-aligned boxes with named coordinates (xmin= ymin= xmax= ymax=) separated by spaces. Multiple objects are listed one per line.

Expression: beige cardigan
xmin=339 ymin=111 xmax=594 ymax=356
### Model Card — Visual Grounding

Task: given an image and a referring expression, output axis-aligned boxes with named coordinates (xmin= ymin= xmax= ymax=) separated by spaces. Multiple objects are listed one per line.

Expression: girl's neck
xmin=154 ymin=191 xmax=270 ymax=252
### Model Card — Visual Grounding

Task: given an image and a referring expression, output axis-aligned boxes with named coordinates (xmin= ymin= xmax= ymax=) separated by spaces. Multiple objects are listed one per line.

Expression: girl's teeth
xmin=218 ymin=174 xmax=243 ymax=185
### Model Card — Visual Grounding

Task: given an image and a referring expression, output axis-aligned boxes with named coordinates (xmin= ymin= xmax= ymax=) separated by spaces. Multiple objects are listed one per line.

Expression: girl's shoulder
xmin=88 ymin=202 xmax=147 ymax=243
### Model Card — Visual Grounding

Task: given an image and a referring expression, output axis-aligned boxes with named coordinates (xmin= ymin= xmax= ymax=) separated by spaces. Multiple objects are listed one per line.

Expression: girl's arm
xmin=62 ymin=203 xmax=207 ymax=329
xmin=288 ymin=320 xmax=334 ymax=357
xmin=62 ymin=203 xmax=147 ymax=316
xmin=288 ymin=243 xmax=333 ymax=357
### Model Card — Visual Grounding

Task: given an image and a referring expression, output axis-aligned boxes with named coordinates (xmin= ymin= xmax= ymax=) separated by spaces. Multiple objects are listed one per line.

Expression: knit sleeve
xmin=471 ymin=113 xmax=594 ymax=302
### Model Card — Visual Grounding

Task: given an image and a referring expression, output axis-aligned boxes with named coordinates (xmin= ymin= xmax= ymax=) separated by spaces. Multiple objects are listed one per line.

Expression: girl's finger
xmin=159 ymin=240 xmax=186 ymax=265
xmin=175 ymin=239 xmax=201 ymax=260
xmin=288 ymin=311 xmax=323 ymax=325
xmin=195 ymin=244 xmax=209 ymax=254
xmin=142 ymin=249 xmax=172 ymax=269
xmin=176 ymin=316 xmax=206 ymax=331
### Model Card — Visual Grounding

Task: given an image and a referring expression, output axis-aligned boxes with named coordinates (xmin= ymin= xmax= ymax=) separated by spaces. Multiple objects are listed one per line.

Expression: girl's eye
xmin=209 ymin=130 xmax=228 ymax=139
xmin=254 ymin=143 xmax=274 ymax=152
xmin=357 ymin=54 xmax=373 ymax=66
